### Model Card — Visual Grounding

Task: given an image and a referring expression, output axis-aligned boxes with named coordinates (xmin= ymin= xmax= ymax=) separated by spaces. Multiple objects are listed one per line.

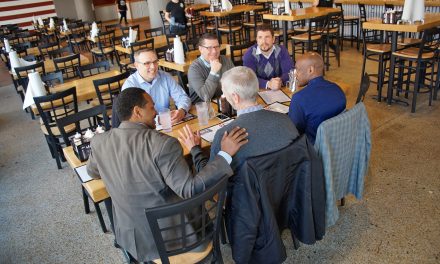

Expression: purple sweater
xmin=243 ymin=44 xmax=294 ymax=88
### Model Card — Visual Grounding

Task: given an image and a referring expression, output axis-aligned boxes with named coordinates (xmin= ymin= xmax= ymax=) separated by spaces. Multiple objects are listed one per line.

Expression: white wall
xmin=74 ymin=0 xmax=95 ymax=22
xmin=94 ymin=5 xmax=119 ymax=22
xmin=53 ymin=0 xmax=78 ymax=19
xmin=130 ymin=0 xmax=149 ymax=20
xmin=147 ymin=0 xmax=168 ymax=28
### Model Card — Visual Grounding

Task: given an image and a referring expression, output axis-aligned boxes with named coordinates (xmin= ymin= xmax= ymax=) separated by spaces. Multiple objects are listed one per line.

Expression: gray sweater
xmin=188 ymin=55 xmax=235 ymax=103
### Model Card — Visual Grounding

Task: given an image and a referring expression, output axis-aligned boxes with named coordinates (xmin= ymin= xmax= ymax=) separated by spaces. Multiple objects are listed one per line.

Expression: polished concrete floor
xmin=0 ymin=39 xmax=439 ymax=263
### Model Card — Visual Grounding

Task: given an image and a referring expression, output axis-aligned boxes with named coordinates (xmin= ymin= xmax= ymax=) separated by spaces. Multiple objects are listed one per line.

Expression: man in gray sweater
xmin=188 ymin=33 xmax=235 ymax=103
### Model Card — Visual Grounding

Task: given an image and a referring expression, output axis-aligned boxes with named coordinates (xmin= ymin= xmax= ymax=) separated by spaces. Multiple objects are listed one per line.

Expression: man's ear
xmin=132 ymin=105 xmax=141 ymax=119
xmin=309 ymin=65 xmax=315 ymax=74
xmin=232 ymin=93 xmax=240 ymax=105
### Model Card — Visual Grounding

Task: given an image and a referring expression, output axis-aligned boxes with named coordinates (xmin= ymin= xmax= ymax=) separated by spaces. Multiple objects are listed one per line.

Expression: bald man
xmin=288 ymin=52 xmax=346 ymax=144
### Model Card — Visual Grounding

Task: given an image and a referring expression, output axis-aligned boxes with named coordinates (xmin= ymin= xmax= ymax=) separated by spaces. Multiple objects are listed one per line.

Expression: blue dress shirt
xmin=122 ymin=70 xmax=191 ymax=112
xmin=288 ymin=76 xmax=346 ymax=144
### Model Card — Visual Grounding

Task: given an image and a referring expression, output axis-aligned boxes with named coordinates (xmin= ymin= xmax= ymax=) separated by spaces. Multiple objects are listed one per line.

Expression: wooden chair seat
xmin=366 ymin=44 xmax=391 ymax=53
xmin=243 ymin=22 xmax=263 ymax=27
xmin=82 ymin=179 xmax=109 ymax=202
xmin=70 ymin=38 xmax=86 ymax=44
xmin=393 ymin=47 xmax=435 ymax=59
xmin=40 ymin=122 xmax=76 ymax=136
xmin=397 ymin=38 xmax=422 ymax=47
xmin=294 ymin=27 xmax=309 ymax=32
xmin=344 ymin=15 xmax=359 ymax=21
xmin=119 ymin=57 xmax=131 ymax=65
xmin=91 ymin=47 xmax=114 ymax=55
xmin=291 ymin=33 xmax=321 ymax=41
xmin=218 ymin=26 xmax=242 ymax=32
xmin=187 ymin=20 xmax=203 ymax=26
xmin=152 ymin=242 xmax=212 ymax=264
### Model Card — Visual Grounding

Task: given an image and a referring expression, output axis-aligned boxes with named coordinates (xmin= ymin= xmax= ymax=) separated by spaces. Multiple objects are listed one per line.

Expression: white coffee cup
xmin=196 ymin=102 xmax=209 ymax=126
xmin=159 ymin=108 xmax=172 ymax=132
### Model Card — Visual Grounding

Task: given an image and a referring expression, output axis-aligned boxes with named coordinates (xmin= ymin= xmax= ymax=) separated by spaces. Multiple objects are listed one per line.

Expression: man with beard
xmin=243 ymin=24 xmax=294 ymax=90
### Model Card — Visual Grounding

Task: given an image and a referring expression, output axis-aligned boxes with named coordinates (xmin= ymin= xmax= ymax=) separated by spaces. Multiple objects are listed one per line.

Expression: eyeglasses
xmin=200 ymin=45 xmax=220 ymax=51
xmin=136 ymin=59 xmax=159 ymax=67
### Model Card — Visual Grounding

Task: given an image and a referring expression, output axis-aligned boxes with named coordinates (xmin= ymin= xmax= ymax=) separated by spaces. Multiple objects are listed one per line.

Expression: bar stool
xmin=360 ymin=28 xmax=391 ymax=102
xmin=389 ymin=27 xmax=440 ymax=113
xmin=335 ymin=3 xmax=359 ymax=50
xmin=358 ymin=4 xmax=382 ymax=48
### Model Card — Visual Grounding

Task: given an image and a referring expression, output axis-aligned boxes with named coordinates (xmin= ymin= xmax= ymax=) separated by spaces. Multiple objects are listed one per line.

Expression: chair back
xmin=356 ymin=73 xmax=370 ymax=104
xmin=105 ymin=23 xmax=120 ymax=32
xmin=93 ymin=71 xmax=130 ymax=111
xmin=57 ymin=105 xmax=110 ymax=146
xmin=34 ymin=87 xmax=78 ymax=138
xmin=15 ymin=61 xmax=46 ymax=90
xmin=97 ymin=30 xmax=116 ymax=50
xmin=13 ymin=42 xmax=31 ymax=57
xmin=38 ymin=41 xmax=60 ymax=58
xmin=129 ymin=39 xmax=155 ymax=62
xmin=144 ymin=27 xmax=164 ymax=39
xmin=145 ymin=175 xmax=229 ymax=264
xmin=417 ymin=27 xmax=440 ymax=60
xmin=358 ymin=4 xmax=367 ymax=22
xmin=48 ymin=46 xmax=74 ymax=59
xmin=326 ymin=11 xmax=342 ymax=35
xmin=53 ymin=53 xmax=81 ymax=80
xmin=120 ymin=24 xmax=140 ymax=41
xmin=230 ymin=41 xmax=256 ymax=66
xmin=77 ymin=61 xmax=110 ymax=78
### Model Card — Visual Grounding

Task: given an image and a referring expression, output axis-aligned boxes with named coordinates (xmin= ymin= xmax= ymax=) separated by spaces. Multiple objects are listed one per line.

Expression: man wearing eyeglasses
xmin=122 ymin=49 xmax=191 ymax=124
xmin=243 ymin=24 xmax=294 ymax=90
xmin=188 ymin=33 xmax=235 ymax=103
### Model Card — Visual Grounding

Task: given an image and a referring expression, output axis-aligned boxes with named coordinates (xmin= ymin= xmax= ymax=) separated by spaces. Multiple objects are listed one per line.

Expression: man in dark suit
xmin=209 ymin=66 xmax=299 ymax=171
xmin=86 ymin=88 xmax=248 ymax=263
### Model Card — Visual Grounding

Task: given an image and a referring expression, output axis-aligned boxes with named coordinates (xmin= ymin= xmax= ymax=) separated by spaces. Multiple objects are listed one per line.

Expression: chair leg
xmin=411 ymin=66 xmax=421 ymax=113
xmin=82 ymin=186 xmax=90 ymax=214
xmin=94 ymin=202 xmax=108 ymax=233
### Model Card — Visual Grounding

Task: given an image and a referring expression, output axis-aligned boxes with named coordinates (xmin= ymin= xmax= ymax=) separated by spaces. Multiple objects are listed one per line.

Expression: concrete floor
xmin=0 ymin=44 xmax=439 ymax=263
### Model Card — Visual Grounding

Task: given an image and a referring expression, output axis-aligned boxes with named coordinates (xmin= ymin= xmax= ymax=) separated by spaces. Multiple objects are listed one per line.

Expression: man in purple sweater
xmin=243 ymin=24 xmax=294 ymax=90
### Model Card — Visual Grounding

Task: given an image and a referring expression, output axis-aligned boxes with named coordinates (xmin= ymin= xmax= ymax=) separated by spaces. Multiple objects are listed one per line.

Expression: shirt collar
xmin=256 ymin=45 xmax=275 ymax=59
xmin=237 ymin=104 xmax=263 ymax=116
xmin=199 ymin=56 xmax=210 ymax=68
xmin=307 ymin=76 xmax=325 ymax=86
xmin=135 ymin=70 xmax=161 ymax=85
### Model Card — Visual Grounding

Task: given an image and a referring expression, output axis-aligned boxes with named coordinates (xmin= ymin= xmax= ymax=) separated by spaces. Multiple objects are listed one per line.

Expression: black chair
xmin=291 ymin=15 xmax=326 ymax=62
xmin=358 ymin=4 xmax=382 ymax=46
xmin=335 ymin=3 xmax=360 ymax=50
xmin=77 ymin=61 xmax=110 ymax=78
xmin=129 ymin=38 xmax=155 ymax=62
xmin=105 ymin=23 xmax=120 ymax=32
xmin=41 ymin=71 xmax=64 ymax=93
xmin=218 ymin=13 xmax=244 ymax=45
xmin=56 ymin=105 xmax=112 ymax=233
xmin=120 ymin=25 xmax=140 ymax=41
xmin=92 ymin=71 xmax=130 ymax=117
xmin=356 ymin=73 xmax=370 ymax=104
xmin=229 ymin=41 xmax=256 ymax=66
xmin=34 ymin=87 xmax=78 ymax=169
xmin=38 ymin=41 xmax=60 ymax=59
xmin=144 ymin=27 xmax=164 ymax=39
xmin=67 ymin=31 xmax=89 ymax=53
xmin=145 ymin=175 xmax=228 ymax=264
xmin=322 ymin=12 xmax=342 ymax=70
xmin=12 ymin=42 xmax=31 ymax=57
xmin=91 ymin=30 xmax=116 ymax=63
xmin=243 ymin=8 xmax=270 ymax=42
xmin=159 ymin=10 xmax=170 ymax=34
xmin=53 ymin=53 xmax=81 ymax=80
xmin=48 ymin=46 xmax=74 ymax=59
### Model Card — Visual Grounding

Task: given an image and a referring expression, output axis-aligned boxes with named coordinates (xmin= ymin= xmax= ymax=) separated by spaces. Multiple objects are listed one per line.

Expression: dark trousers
xmin=119 ymin=11 xmax=127 ymax=24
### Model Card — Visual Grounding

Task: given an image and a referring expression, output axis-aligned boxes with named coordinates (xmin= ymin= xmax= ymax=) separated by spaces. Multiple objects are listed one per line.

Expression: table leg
xmin=215 ymin=17 xmax=221 ymax=44
xmin=283 ymin=21 xmax=288 ymax=46
xmin=386 ymin=31 xmax=398 ymax=105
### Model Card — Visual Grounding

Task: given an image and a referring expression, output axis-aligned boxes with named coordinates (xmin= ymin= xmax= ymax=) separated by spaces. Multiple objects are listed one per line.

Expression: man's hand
xmin=210 ymin=59 xmax=222 ymax=74
xmin=178 ymin=124 xmax=201 ymax=151
xmin=268 ymin=77 xmax=282 ymax=90
xmin=170 ymin=109 xmax=185 ymax=124
xmin=220 ymin=127 xmax=248 ymax=157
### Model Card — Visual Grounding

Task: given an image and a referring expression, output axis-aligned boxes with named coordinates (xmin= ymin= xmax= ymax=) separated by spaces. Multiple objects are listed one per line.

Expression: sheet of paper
xmin=75 ymin=165 xmax=93 ymax=183
xmin=258 ymin=90 xmax=291 ymax=105
xmin=264 ymin=102 xmax=290 ymax=114
xmin=156 ymin=113 xmax=196 ymax=131
xmin=200 ymin=119 xmax=234 ymax=143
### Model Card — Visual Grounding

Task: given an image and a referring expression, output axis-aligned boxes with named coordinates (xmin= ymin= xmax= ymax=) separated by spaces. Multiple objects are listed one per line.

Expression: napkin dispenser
xmin=71 ymin=135 xmax=91 ymax=162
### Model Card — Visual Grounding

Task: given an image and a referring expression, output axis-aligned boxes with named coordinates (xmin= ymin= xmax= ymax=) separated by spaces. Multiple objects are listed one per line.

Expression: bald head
xmin=295 ymin=52 xmax=324 ymax=86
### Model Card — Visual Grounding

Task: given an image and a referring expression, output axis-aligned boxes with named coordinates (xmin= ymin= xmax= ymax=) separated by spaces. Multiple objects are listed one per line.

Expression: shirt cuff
xmin=217 ymin=151 xmax=232 ymax=164
xmin=265 ymin=81 xmax=270 ymax=89
xmin=209 ymin=71 xmax=220 ymax=78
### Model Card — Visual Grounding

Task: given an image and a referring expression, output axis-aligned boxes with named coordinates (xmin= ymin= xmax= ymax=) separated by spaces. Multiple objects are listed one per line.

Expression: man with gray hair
xmin=209 ymin=66 xmax=299 ymax=171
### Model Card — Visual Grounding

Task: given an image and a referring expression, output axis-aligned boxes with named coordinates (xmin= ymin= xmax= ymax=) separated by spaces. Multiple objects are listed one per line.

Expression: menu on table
xmin=258 ymin=90 xmax=291 ymax=105
xmin=74 ymin=165 xmax=93 ymax=183
xmin=264 ymin=102 xmax=289 ymax=114
xmin=200 ymin=119 xmax=234 ymax=143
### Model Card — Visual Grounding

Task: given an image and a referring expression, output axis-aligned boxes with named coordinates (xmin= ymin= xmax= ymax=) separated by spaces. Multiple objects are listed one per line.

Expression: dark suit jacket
xmin=86 ymin=122 xmax=233 ymax=262
xmin=226 ymin=136 xmax=326 ymax=264
xmin=209 ymin=109 xmax=299 ymax=171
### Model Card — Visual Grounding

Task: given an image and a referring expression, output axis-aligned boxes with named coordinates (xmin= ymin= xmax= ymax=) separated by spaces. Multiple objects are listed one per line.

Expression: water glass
xmin=196 ymin=102 xmax=209 ymax=126
xmin=159 ymin=108 xmax=172 ymax=132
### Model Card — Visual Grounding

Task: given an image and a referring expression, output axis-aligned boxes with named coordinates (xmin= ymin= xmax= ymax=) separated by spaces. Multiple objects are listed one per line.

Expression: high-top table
xmin=362 ymin=14 xmax=440 ymax=105
xmin=263 ymin=7 xmax=341 ymax=44
xmin=200 ymin=4 xmax=264 ymax=43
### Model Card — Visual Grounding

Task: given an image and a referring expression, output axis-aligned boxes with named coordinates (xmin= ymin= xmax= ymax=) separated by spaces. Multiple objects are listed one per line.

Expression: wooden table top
xmin=257 ymin=0 xmax=313 ymax=3
xmin=51 ymin=70 xmax=123 ymax=102
xmin=158 ymin=44 xmax=230 ymax=73
xmin=115 ymin=35 xmax=168 ymax=54
xmin=263 ymin=7 xmax=341 ymax=21
xmin=44 ymin=54 xmax=90 ymax=72
xmin=187 ymin=3 xmax=210 ymax=11
xmin=200 ymin=4 xmax=264 ymax=17
xmin=334 ymin=0 xmax=440 ymax=7
xmin=362 ymin=14 xmax=440 ymax=33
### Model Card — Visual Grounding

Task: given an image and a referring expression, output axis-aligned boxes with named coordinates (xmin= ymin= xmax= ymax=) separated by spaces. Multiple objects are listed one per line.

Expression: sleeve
xmin=190 ymin=145 xmax=209 ymax=173
xmin=209 ymin=128 xmax=224 ymax=162
xmin=86 ymin=140 xmax=101 ymax=179
xmin=165 ymin=73 xmax=191 ymax=112
xmin=243 ymin=48 xmax=269 ymax=89
xmin=111 ymin=96 xmax=121 ymax=128
xmin=157 ymin=137 xmax=233 ymax=198
xmin=165 ymin=2 xmax=172 ymax=13
xmin=288 ymin=96 xmax=306 ymax=134
xmin=121 ymin=74 xmax=135 ymax=90
xmin=188 ymin=62 xmax=221 ymax=101
xmin=280 ymin=46 xmax=294 ymax=85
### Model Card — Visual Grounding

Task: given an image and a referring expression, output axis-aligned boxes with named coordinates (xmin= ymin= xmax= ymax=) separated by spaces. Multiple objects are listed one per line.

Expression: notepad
xmin=258 ymin=90 xmax=291 ymax=105
xmin=200 ymin=119 xmax=234 ymax=143
xmin=264 ymin=102 xmax=290 ymax=114
xmin=74 ymin=165 xmax=93 ymax=183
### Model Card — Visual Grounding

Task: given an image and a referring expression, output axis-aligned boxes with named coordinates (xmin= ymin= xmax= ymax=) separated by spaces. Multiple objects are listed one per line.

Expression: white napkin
xmin=173 ymin=36 xmax=185 ymax=64
xmin=412 ymin=0 xmax=424 ymax=22
xmin=49 ymin=18 xmax=55 ymax=29
xmin=402 ymin=0 xmax=413 ymax=22
xmin=23 ymin=71 xmax=47 ymax=109
xmin=221 ymin=0 xmax=233 ymax=11
xmin=9 ymin=51 xmax=36 ymax=75
xmin=38 ymin=17 xmax=44 ymax=27
xmin=63 ymin=19 xmax=69 ymax=31
xmin=32 ymin=16 xmax=37 ymax=24
xmin=284 ymin=0 xmax=291 ymax=15
xmin=4 ymin=38 xmax=11 ymax=53
xmin=90 ymin=22 xmax=99 ymax=43
xmin=129 ymin=27 xmax=137 ymax=43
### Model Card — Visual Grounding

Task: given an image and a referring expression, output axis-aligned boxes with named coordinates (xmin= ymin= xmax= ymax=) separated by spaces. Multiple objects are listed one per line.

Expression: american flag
xmin=0 ymin=0 xmax=57 ymax=30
